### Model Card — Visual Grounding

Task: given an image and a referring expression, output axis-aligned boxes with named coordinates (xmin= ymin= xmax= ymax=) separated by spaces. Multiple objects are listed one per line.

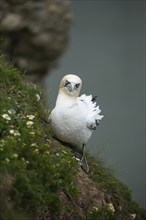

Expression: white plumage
xmin=50 ymin=74 xmax=103 ymax=172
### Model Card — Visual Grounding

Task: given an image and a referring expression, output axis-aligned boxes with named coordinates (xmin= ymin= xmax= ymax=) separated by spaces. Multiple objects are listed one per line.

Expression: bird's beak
xmin=65 ymin=80 xmax=80 ymax=92
xmin=65 ymin=82 xmax=75 ymax=92
xmin=65 ymin=82 xmax=72 ymax=92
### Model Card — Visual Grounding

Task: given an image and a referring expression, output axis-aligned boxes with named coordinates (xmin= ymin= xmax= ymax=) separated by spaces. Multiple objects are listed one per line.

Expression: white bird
xmin=49 ymin=74 xmax=103 ymax=172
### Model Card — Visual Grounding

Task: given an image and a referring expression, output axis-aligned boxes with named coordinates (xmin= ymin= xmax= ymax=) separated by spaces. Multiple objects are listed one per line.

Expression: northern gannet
xmin=49 ymin=74 xmax=103 ymax=172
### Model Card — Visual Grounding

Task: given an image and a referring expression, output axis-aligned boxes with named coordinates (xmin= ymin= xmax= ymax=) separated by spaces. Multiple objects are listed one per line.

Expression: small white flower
xmin=46 ymin=139 xmax=51 ymax=144
xmin=9 ymin=129 xmax=15 ymax=134
xmin=12 ymin=153 xmax=18 ymax=158
xmin=8 ymin=109 xmax=16 ymax=114
xmin=5 ymin=158 xmax=10 ymax=163
xmin=62 ymin=150 xmax=67 ymax=154
xmin=8 ymin=110 xmax=12 ymax=114
xmin=31 ymin=143 xmax=37 ymax=147
xmin=0 ymin=140 xmax=5 ymax=145
xmin=75 ymin=157 xmax=80 ymax=162
xmin=9 ymin=130 xmax=20 ymax=136
xmin=2 ymin=114 xmax=11 ymax=120
xmin=56 ymin=153 xmax=59 ymax=156
xmin=118 ymin=205 xmax=122 ymax=211
xmin=32 ymin=83 xmax=37 ymax=89
xmin=130 ymin=214 xmax=136 ymax=219
xmin=14 ymin=131 xmax=20 ymax=136
xmin=36 ymin=94 xmax=40 ymax=102
xmin=93 ymin=206 xmax=98 ymax=211
xmin=107 ymin=203 xmax=115 ymax=213
xmin=26 ymin=121 xmax=34 ymax=126
xmin=29 ymin=131 xmax=35 ymax=136
xmin=34 ymin=149 xmax=39 ymax=154
xmin=26 ymin=115 xmax=35 ymax=120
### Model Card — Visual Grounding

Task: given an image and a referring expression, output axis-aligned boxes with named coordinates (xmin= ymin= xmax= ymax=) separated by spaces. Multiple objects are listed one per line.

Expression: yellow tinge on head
xmin=59 ymin=74 xmax=82 ymax=97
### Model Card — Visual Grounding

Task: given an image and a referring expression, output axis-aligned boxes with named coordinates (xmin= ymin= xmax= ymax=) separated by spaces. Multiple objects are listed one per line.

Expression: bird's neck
xmin=56 ymin=92 xmax=77 ymax=107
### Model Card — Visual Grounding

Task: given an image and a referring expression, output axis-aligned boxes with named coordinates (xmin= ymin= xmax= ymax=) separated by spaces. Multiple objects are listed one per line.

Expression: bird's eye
xmin=75 ymin=83 xmax=80 ymax=89
xmin=64 ymin=80 xmax=70 ymax=87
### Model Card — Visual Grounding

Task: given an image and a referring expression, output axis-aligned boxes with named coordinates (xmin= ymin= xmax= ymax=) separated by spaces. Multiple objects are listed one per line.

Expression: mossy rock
xmin=0 ymin=55 xmax=146 ymax=220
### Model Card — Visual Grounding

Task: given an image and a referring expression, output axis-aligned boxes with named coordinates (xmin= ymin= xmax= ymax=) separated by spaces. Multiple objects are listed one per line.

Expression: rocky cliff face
xmin=0 ymin=0 xmax=73 ymax=81
xmin=0 ymin=56 xmax=146 ymax=220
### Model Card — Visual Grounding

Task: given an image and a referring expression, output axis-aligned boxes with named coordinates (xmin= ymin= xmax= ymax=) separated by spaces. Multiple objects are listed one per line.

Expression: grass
xmin=0 ymin=55 xmax=78 ymax=220
xmin=0 ymin=54 xmax=145 ymax=220
xmin=88 ymin=155 xmax=146 ymax=219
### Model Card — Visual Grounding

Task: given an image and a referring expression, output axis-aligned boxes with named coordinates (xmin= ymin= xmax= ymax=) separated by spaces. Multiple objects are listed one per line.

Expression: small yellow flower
xmin=26 ymin=121 xmax=34 ymax=126
xmin=2 ymin=114 xmax=11 ymax=120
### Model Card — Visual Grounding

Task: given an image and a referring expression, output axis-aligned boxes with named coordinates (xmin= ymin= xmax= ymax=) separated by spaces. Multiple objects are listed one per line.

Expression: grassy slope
xmin=0 ymin=55 xmax=145 ymax=220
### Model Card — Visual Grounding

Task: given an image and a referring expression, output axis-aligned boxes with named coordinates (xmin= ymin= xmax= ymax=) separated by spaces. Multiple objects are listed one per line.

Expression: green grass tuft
xmin=0 ymin=56 xmax=78 ymax=219
xmin=0 ymin=54 xmax=145 ymax=220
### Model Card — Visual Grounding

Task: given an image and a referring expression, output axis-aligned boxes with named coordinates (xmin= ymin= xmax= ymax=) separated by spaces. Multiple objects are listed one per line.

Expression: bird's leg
xmin=79 ymin=144 xmax=89 ymax=173
xmin=80 ymin=144 xmax=86 ymax=162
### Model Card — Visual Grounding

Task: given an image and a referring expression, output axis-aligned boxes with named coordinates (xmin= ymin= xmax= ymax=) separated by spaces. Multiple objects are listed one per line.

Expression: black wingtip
xmin=95 ymin=119 xmax=99 ymax=126
xmin=92 ymin=96 xmax=97 ymax=102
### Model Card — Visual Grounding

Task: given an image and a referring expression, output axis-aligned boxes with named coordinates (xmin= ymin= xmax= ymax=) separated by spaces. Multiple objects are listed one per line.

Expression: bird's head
xmin=59 ymin=74 xmax=82 ymax=97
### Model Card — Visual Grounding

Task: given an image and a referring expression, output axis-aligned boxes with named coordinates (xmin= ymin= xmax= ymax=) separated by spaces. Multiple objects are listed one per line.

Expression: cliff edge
xmin=0 ymin=56 xmax=145 ymax=220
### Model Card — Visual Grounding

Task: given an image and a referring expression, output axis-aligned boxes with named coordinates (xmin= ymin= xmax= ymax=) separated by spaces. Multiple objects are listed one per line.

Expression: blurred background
xmin=0 ymin=0 xmax=145 ymax=209
xmin=45 ymin=0 xmax=145 ymax=209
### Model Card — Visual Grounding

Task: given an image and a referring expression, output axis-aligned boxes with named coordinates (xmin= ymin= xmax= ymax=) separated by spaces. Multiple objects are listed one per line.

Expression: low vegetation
xmin=0 ymin=55 xmax=145 ymax=219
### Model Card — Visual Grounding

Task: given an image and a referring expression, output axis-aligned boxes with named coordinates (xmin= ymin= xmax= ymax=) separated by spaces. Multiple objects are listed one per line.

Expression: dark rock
xmin=0 ymin=0 xmax=73 ymax=82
